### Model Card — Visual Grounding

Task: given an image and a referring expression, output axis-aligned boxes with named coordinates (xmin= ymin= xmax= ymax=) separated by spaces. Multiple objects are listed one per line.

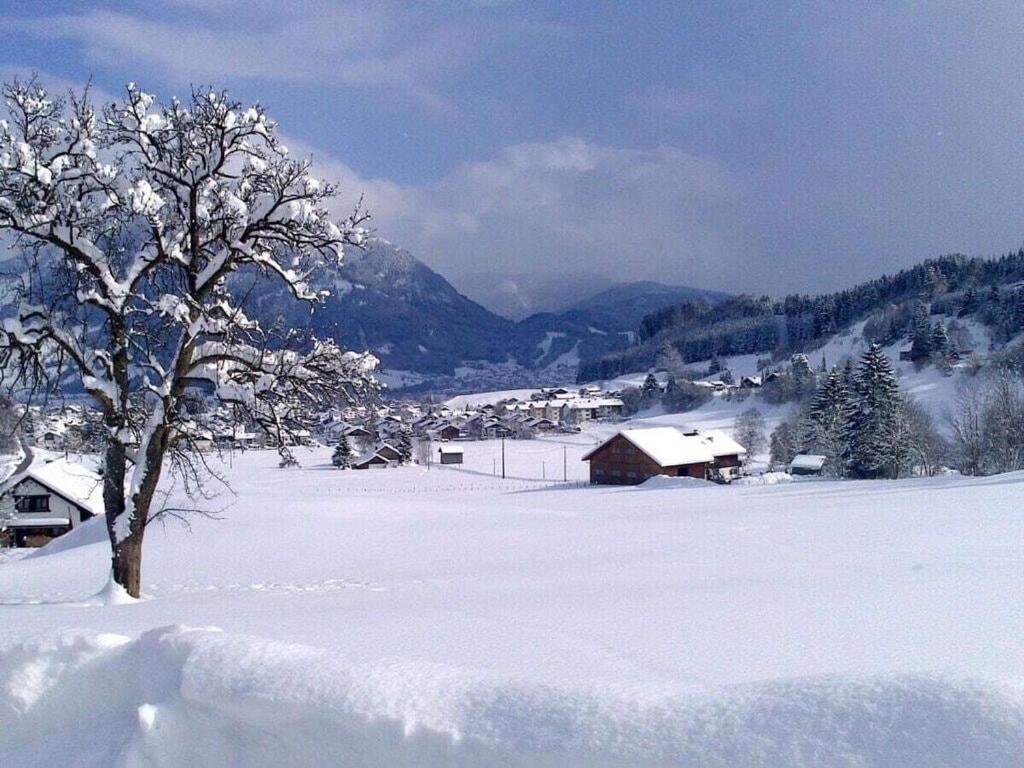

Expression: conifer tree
xmin=804 ymin=368 xmax=851 ymax=476
xmin=960 ymin=287 xmax=979 ymax=316
xmin=641 ymin=373 xmax=660 ymax=402
xmin=846 ymin=344 xmax=901 ymax=478
xmin=331 ymin=437 xmax=353 ymax=469
xmin=909 ymin=300 xmax=932 ymax=361
xmin=396 ymin=428 xmax=413 ymax=464
xmin=791 ymin=353 xmax=816 ymax=399
xmin=930 ymin=322 xmax=950 ymax=358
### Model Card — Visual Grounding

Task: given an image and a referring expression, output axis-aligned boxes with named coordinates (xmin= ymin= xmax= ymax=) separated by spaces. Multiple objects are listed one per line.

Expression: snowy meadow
xmin=1 ymin=436 xmax=1022 ymax=766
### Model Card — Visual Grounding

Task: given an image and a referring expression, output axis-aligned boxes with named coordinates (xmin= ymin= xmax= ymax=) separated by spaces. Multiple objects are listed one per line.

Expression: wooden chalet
xmin=582 ymin=427 xmax=745 ymax=485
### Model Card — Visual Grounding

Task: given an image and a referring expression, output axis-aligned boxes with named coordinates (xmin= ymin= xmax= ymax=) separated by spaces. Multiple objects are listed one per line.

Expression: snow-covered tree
xmin=395 ymin=427 xmax=413 ymax=464
xmin=733 ymin=407 xmax=766 ymax=460
xmin=413 ymin=436 xmax=432 ymax=466
xmin=655 ymin=341 xmax=684 ymax=378
xmin=641 ymin=373 xmax=660 ymax=402
xmin=331 ymin=437 xmax=352 ymax=469
xmin=982 ymin=369 xmax=1024 ymax=473
xmin=768 ymin=418 xmax=800 ymax=469
xmin=803 ymin=367 xmax=851 ymax=476
xmin=790 ymin=353 xmax=815 ymax=399
xmin=909 ymin=300 xmax=932 ymax=362
xmin=0 ymin=79 xmax=377 ymax=596
xmin=846 ymin=344 xmax=901 ymax=478
xmin=930 ymin=322 xmax=950 ymax=358
xmin=904 ymin=397 xmax=947 ymax=476
xmin=950 ymin=380 xmax=988 ymax=476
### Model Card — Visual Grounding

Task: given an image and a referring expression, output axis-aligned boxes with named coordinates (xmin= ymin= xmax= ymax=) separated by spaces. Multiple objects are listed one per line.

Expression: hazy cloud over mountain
xmin=6 ymin=1 xmax=1024 ymax=302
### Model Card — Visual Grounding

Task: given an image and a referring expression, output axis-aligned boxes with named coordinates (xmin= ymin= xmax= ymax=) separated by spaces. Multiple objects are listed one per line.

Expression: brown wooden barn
xmin=582 ymin=427 xmax=745 ymax=485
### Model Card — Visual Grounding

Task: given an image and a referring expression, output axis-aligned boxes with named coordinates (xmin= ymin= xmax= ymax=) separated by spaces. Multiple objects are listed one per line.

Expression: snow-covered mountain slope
xmin=566 ymin=280 xmax=730 ymax=331
xmin=246 ymin=239 xmax=720 ymax=387
xmin=1 ymin=444 xmax=1023 ymax=766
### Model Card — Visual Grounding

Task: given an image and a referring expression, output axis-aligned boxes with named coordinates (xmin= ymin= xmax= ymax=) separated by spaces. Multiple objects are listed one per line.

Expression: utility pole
xmin=501 ymin=434 xmax=506 ymax=479
xmin=563 ymin=445 xmax=567 ymax=482
xmin=542 ymin=461 xmax=546 ymax=480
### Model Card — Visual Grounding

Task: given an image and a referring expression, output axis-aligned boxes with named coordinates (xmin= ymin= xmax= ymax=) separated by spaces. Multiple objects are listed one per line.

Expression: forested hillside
xmin=578 ymin=251 xmax=1024 ymax=381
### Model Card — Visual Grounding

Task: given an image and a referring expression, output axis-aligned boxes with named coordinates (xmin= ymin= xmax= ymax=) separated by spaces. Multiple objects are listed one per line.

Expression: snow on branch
xmin=0 ymin=77 xmax=378 ymax=560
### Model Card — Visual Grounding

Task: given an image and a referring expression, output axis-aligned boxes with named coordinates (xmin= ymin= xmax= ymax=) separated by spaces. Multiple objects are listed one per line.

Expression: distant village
xmin=11 ymin=384 xmax=626 ymax=470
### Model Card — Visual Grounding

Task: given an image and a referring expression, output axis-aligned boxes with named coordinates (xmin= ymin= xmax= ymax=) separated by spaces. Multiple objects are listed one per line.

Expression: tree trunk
xmin=109 ymin=427 xmax=168 ymax=599
xmin=111 ymin=533 xmax=144 ymax=598
xmin=103 ymin=438 xmax=144 ymax=597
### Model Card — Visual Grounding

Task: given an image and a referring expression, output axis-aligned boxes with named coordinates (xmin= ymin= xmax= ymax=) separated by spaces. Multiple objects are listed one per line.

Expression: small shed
xmin=789 ymin=454 xmax=827 ymax=476
xmin=438 ymin=445 xmax=464 ymax=465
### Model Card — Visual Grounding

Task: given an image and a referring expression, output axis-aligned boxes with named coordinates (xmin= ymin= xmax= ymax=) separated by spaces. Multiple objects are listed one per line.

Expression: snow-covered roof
xmin=15 ymin=458 xmax=105 ymax=518
xmin=4 ymin=516 xmax=71 ymax=527
xmin=699 ymin=430 xmax=747 ymax=458
xmin=583 ymin=427 xmax=746 ymax=468
xmin=439 ymin=445 xmax=464 ymax=454
xmin=790 ymin=454 xmax=827 ymax=471
xmin=353 ymin=449 xmax=391 ymax=466
xmin=619 ymin=428 xmax=714 ymax=466
xmin=563 ymin=397 xmax=624 ymax=410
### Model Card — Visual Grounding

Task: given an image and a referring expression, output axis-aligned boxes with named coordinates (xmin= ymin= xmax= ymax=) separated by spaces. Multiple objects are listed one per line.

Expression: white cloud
xmin=8 ymin=1 xmax=485 ymax=113
xmin=306 ymin=136 xmax=749 ymax=292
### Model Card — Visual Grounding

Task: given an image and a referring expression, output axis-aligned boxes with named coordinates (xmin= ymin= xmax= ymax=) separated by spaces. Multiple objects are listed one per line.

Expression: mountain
xmin=251 ymin=239 xmax=513 ymax=376
xmin=567 ymin=281 xmax=730 ymax=331
xmin=454 ymin=271 xmax=618 ymax=320
xmin=247 ymin=239 xmax=730 ymax=390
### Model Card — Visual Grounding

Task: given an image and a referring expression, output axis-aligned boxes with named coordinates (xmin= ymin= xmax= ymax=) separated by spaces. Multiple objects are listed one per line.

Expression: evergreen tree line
xmin=579 ymin=251 xmax=1024 ymax=383
xmin=769 ymin=344 xmax=946 ymax=479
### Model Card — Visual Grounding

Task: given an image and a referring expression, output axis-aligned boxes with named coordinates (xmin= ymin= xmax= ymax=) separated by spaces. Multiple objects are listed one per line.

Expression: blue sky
xmin=3 ymin=1 xmax=1024 ymax=310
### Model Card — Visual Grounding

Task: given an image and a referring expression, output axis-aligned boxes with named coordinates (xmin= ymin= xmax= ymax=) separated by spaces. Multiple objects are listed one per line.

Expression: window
xmin=627 ymin=471 xmax=637 ymax=479
xmin=15 ymin=495 xmax=50 ymax=514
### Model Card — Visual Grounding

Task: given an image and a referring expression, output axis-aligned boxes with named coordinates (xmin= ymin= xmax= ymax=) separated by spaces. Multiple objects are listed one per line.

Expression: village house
xmin=433 ymin=424 xmax=462 ymax=441
xmin=352 ymin=451 xmax=393 ymax=470
xmin=582 ymin=427 xmax=745 ymax=485
xmin=534 ymin=387 xmax=575 ymax=401
xmin=561 ymin=397 xmax=624 ymax=425
xmin=352 ymin=442 xmax=403 ymax=470
xmin=0 ymin=457 xmax=104 ymax=547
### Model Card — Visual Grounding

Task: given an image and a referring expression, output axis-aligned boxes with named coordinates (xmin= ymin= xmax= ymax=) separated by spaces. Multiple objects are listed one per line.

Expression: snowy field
xmin=1 ymin=434 xmax=1023 ymax=766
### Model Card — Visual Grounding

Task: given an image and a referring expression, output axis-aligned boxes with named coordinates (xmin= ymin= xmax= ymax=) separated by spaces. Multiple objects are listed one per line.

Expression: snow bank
xmin=733 ymin=472 xmax=795 ymax=486
xmin=2 ymin=626 xmax=1022 ymax=768
xmin=25 ymin=514 xmax=108 ymax=559
xmin=638 ymin=474 xmax=712 ymax=490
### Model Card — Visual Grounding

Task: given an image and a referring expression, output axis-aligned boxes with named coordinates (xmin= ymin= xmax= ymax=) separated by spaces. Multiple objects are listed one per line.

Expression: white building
xmin=1 ymin=458 xmax=104 ymax=548
xmin=561 ymin=397 xmax=624 ymax=424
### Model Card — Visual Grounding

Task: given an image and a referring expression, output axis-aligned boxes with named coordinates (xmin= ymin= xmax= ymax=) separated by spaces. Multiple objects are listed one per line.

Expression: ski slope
xmin=1 ymin=441 xmax=1023 ymax=766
